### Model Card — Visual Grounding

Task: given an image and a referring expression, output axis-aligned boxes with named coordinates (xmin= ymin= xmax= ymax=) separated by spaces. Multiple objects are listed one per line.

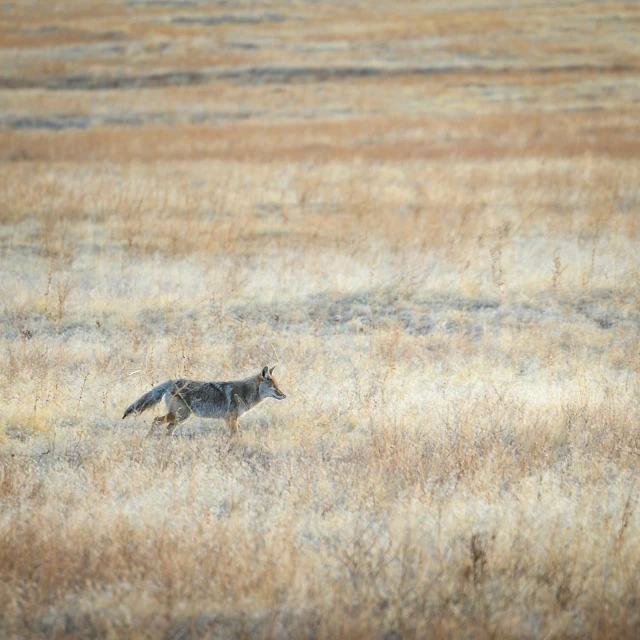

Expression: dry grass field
xmin=1 ymin=1 xmax=640 ymax=638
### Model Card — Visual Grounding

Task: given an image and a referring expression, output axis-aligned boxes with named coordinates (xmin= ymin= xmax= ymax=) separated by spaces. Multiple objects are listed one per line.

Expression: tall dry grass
xmin=2 ymin=155 xmax=639 ymax=638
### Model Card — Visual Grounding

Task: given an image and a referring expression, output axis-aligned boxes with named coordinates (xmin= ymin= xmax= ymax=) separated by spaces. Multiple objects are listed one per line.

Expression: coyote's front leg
xmin=225 ymin=413 xmax=240 ymax=436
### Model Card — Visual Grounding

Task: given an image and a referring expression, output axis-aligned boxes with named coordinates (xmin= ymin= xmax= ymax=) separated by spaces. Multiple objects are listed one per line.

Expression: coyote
xmin=122 ymin=366 xmax=286 ymax=436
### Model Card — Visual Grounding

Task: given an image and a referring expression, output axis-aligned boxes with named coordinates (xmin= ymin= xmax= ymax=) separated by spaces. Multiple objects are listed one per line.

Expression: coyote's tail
xmin=122 ymin=381 xmax=175 ymax=419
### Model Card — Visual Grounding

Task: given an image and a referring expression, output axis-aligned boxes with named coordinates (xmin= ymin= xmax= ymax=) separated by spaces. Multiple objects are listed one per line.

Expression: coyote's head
xmin=258 ymin=366 xmax=286 ymax=400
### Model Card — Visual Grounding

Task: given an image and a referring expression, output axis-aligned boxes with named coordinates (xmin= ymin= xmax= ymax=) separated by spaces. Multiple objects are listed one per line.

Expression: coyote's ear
xmin=261 ymin=366 xmax=270 ymax=379
xmin=269 ymin=365 xmax=276 ymax=376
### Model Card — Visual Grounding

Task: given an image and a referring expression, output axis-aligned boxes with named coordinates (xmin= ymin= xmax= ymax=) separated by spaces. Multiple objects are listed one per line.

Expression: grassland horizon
xmin=1 ymin=1 xmax=639 ymax=638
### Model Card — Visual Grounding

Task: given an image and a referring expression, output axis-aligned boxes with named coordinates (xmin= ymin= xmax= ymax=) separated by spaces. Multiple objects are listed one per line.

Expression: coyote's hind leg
xmin=165 ymin=416 xmax=189 ymax=437
xmin=164 ymin=397 xmax=191 ymax=436
xmin=148 ymin=412 xmax=175 ymax=436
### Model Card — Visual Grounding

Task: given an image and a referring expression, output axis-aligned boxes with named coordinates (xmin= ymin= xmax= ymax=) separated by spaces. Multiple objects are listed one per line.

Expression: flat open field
xmin=1 ymin=1 xmax=640 ymax=637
